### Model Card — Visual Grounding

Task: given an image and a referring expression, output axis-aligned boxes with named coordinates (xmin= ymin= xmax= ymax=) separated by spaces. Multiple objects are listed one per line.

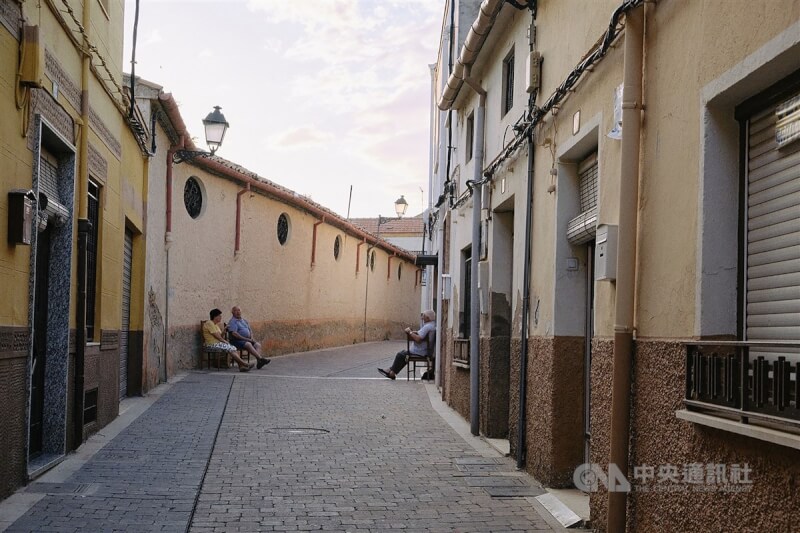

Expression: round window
xmin=334 ymin=235 xmax=341 ymax=260
xmin=184 ymin=177 xmax=203 ymax=219
xmin=277 ymin=213 xmax=290 ymax=245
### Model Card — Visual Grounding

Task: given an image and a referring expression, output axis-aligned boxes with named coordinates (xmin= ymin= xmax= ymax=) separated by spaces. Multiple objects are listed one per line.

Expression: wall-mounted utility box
xmin=8 ymin=189 xmax=35 ymax=245
xmin=526 ymin=51 xmax=541 ymax=93
xmin=595 ymin=224 xmax=618 ymax=281
xmin=19 ymin=25 xmax=43 ymax=88
xmin=441 ymin=274 xmax=452 ymax=300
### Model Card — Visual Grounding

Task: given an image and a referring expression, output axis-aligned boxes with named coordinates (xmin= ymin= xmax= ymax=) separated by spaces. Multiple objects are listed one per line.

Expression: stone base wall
xmin=0 ymin=327 xmax=30 ymax=500
xmin=523 ymin=336 xmax=585 ymax=487
xmin=442 ymin=329 xmax=470 ymax=420
xmin=82 ymin=342 xmax=120 ymax=441
xmin=589 ymin=338 xmax=800 ymax=532
xmin=480 ymin=336 xmax=511 ymax=438
xmin=171 ymin=318 xmax=409 ymax=370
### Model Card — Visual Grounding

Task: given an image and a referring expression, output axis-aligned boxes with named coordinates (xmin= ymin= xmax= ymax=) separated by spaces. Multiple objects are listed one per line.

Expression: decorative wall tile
xmin=88 ymin=143 xmax=108 ymax=184
xmin=89 ymin=107 xmax=121 ymax=160
xmin=0 ymin=0 xmax=21 ymax=37
xmin=27 ymin=89 xmax=75 ymax=151
xmin=44 ymin=49 xmax=82 ymax=112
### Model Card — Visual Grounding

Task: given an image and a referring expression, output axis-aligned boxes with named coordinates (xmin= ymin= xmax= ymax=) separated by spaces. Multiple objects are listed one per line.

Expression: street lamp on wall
xmin=362 ymin=195 xmax=408 ymax=342
xmin=173 ymin=106 xmax=230 ymax=164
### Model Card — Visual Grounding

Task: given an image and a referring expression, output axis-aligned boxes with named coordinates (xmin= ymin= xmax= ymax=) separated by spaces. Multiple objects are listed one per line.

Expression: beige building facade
xmin=430 ymin=0 xmax=800 ymax=530
xmin=131 ymin=88 xmax=422 ymax=391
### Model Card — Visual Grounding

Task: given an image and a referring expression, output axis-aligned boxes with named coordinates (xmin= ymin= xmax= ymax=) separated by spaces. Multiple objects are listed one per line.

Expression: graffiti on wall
xmin=148 ymin=287 xmax=164 ymax=360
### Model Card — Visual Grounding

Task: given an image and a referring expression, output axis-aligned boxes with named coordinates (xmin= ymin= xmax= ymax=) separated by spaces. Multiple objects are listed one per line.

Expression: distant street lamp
xmin=173 ymin=106 xmax=230 ymax=163
xmin=362 ymin=195 xmax=408 ymax=342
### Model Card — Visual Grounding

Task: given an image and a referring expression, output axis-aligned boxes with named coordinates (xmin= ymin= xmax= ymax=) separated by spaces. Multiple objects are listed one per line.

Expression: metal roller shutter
xmin=567 ymin=154 xmax=599 ymax=245
xmin=120 ymin=229 xmax=132 ymax=400
xmin=745 ymin=93 xmax=800 ymax=346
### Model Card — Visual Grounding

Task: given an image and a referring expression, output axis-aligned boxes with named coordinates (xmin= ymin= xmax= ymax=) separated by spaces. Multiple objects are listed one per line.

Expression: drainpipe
xmin=517 ymin=123 xmax=535 ymax=469
xmin=235 ymin=183 xmax=251 ymax=255
xmin=311 ymin=219 xmax=324 ymax=266
xmin=163 ymin=136 xmax=182 ymax=382
xmin=607 ymin=5 xmax=644 ymax=532
xmin=73 ymin=0 xmax=92 ymax=449
xmin=466 ymin=71 xmax=487 ymax=436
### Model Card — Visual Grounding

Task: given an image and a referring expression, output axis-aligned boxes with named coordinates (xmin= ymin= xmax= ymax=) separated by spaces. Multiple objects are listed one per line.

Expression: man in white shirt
xmin=378 ymin=310 xmax=436 ymax=380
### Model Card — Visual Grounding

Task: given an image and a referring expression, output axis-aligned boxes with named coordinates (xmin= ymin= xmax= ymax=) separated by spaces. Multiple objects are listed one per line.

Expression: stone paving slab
xmin=4 ymin=341 xmax=572 ymax=532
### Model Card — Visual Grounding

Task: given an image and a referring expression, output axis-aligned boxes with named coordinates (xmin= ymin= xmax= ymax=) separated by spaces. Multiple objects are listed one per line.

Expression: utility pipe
xmin=435 ymin=0 xmax=455 ymax=387
xmin=72 ymin=0 xmax=92 ymax=450
xmin=517 ymin=3 xmax=537 ymax=472
xmin=311 ymin=219 xmax=324 ymax=266
xmin=469 ymin=81 xmax=487 ymax=436
xmin=356 ymin=240 xmax=365 ymax=273
xmin=517 ymin=124 xmax=535 ymax=469
xmin=235 ymin=183 xmax=251 ymax=255
xmin=163 ymin=132 xmax=183 ymax=384
xmin=607 ymin=5 xmax=644 ymax=532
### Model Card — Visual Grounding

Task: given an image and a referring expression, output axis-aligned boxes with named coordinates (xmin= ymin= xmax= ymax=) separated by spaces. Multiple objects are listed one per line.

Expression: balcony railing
xmin=453 ymin=338 xmax=470 ymax=368
xmin=685 ymin=340 xmax=800 ymax=429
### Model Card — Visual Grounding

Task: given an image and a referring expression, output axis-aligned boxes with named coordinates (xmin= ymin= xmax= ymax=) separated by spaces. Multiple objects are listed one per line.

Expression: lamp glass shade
xmin=203 ymin=106 xmax=229 ymax=154
xmin=394 ymin=195 xmax=408 ymax=217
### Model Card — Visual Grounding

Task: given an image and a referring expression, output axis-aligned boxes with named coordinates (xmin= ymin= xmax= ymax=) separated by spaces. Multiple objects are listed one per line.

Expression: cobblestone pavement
xmin=3 ymin=341 xmax=568 ymax=532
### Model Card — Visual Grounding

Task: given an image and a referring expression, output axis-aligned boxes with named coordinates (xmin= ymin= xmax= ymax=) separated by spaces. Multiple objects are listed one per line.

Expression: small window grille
xmin=334 ymin=235 xmax=341 ymax=260
xmin=277 ymin=213 xmax=289 ymax=245
xmin=184 ymin=177 xmax=202 ymax=219
xmin=578 ymin=155 xmax=598 ymax=212
xmin=466 ymin=113 xmax=474 ymax=161
xmin=502 ymin=50 xmax=515 ymax=116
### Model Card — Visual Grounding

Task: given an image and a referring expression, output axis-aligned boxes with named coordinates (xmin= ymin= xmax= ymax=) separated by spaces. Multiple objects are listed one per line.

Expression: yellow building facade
xmin=0 ymin=0 xmax=148 ymax=500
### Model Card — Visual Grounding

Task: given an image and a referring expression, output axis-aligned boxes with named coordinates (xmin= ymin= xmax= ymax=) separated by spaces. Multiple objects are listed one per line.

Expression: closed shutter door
xmin=745 ymin=93 xmax=800 ymax=351
xmin=567 ymin=154 xmax=599 ymax=245
xmin=120 ymin=229 xmax=133 ymax=400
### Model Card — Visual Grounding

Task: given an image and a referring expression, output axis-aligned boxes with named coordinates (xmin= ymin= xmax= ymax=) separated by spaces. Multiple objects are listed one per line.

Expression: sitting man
xmin=203 ymin=308 xmax=254 ymax=372
xmin=378 ymin=309 xmax=436 ymax=380
xmin=228 ymin=306 xmax=270 ymax=369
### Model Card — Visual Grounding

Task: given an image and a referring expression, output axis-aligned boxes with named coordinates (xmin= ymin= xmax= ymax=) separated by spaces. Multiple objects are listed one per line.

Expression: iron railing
xmin=685 ymin=340 xmax=800 ymax=428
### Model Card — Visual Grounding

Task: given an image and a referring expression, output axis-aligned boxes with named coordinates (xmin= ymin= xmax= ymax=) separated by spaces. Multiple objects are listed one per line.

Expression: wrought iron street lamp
xmin=363 ymin=195 xmax=409 ymax=342
xmin=173 ymin=106 xmax=230 ymax=163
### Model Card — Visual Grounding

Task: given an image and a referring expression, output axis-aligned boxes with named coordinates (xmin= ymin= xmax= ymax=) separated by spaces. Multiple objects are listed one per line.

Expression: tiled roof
xmin=350 ymin=216 xmax=424 ymax=235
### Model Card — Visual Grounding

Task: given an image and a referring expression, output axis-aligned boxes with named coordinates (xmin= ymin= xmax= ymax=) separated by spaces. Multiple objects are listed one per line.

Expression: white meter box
xmin=595 ymin=224 xmax=618 ymax=281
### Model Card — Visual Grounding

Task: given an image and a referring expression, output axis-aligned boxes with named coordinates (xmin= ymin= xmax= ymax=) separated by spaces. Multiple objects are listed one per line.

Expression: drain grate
xmin=266 ymin=427 xmax=329 ymax=435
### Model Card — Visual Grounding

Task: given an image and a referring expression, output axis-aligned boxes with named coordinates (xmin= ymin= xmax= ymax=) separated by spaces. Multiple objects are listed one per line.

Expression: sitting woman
xmin=203 ymin=308 xmax=255 ymax=372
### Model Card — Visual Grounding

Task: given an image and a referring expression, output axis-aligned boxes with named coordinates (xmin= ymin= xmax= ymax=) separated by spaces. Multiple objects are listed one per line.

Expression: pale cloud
xmin=269 ymin=127 xmax=335 ymax=149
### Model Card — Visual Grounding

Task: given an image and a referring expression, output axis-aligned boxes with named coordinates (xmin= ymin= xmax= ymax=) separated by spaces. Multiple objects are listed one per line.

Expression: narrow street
xmin=0 ymin=341 xmax=570 ymax=532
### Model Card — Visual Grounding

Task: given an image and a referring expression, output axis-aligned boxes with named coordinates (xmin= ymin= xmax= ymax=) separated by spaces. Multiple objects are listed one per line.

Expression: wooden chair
xmin=405 ymin=329 xmax=436 ymax=381
xmin=200 ymin=320 xmax=230 ymax=370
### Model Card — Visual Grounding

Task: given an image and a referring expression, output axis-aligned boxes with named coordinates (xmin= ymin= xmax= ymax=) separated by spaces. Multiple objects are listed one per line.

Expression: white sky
xmin=123 ymin=0 xmax=444 ymax=219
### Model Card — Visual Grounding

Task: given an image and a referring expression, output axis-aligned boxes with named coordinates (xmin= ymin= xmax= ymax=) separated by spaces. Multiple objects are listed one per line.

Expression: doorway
xmin=29 ymin=227 xmax=50 ymax=457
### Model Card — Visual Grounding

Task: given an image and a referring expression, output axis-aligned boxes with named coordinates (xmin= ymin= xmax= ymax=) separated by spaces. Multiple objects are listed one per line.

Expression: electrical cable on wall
xmin=128 ymin=0 xmax=140 ymax=118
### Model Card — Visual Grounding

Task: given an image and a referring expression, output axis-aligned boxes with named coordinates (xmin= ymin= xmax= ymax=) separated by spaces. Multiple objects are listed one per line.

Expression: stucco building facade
xmin=0 ymin=0 xmax=422 ymax=502
xmin=429 ymin=0 xmax=800 ymax=530
xmin=0 ymin=0 xmax=149 ymax=500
